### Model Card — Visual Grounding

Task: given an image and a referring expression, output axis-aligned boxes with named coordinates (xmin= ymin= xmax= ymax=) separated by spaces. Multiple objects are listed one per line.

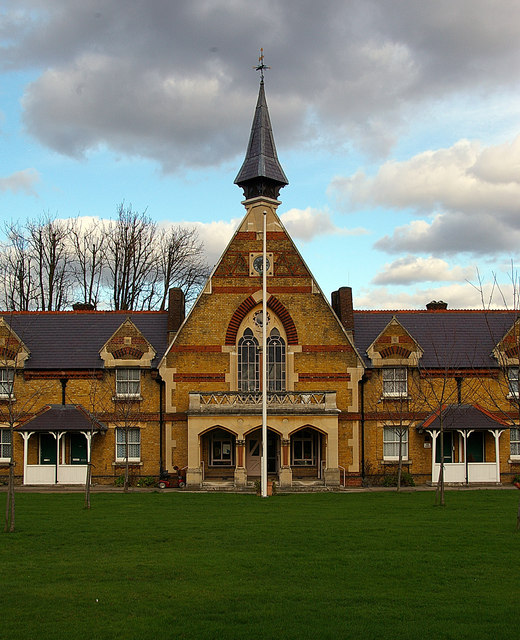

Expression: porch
xmin=421 ymin=404 xmax=507 ymax=485
xmin=15 ymin=404 xmax=106 ymax=485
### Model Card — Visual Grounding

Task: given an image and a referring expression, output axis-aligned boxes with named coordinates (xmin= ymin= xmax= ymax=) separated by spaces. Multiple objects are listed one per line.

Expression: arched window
xmin=238 ymin=328 xmax=259 ymax=391
xmin=267 ymin=328 xmax=286 ymax=391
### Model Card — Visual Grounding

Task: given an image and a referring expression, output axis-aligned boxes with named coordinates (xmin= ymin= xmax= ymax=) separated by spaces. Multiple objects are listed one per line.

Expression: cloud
xmin=0 ymin=169 xmax=40 ymax=195
xmin=355 ymin=282 xmax=501 ymax=311
xmin=330 ymin=135 xmax=520 ymax=255
xmin=188 ymin=218 xmax=240 ymax=268
xmin=2 ymin=1 xmax=520 ymax=169
xmin=280 ymin=207 xmax=366 ymax=242
xmin=372 ymin=255 xmax=474 ymax=285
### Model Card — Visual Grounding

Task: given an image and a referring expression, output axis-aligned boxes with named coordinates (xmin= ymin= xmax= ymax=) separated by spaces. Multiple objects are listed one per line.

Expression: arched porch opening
xmin=289 ymin=426 xmax=326 ymax=481
xmin=200 ymin=427 xmax=237 ymax=481
xmin=245 ymin=427 xmax=281 ymax=479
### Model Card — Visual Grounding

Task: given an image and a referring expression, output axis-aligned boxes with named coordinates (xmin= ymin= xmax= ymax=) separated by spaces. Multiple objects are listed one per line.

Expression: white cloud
xmin=280 ymin=207 xmax=366 ymax=242
xmin=0 ymin=169 xmax=39 ymax=195
xmin=355 ymin=282 xmax=497 ymax=311
xmin=330 ymin=135 xmax=520 ymax=255
xmin=372 ymin=256 xmax=474 ymax=285
xmin=2 ymin=1 xmax=520 ymax=169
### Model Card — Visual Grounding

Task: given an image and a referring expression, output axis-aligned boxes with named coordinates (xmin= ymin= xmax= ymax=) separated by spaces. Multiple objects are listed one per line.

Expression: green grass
xmin=1 ymin=490 xmax=519 ymax=640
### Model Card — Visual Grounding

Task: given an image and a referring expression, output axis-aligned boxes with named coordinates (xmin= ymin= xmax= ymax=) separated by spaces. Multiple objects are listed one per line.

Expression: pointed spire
xmin=235 ymin=57 xmax=288 ymax=200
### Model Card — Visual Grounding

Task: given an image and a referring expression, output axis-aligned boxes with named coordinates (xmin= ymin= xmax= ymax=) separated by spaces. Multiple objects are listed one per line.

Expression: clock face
xmin=253 ymin=255 xmax=270 ymax=274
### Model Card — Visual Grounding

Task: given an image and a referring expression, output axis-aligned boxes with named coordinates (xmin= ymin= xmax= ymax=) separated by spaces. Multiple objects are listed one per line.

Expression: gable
xmin=100 ymin=318 xmax=157 ymax=368
xmin=366 ymin=317 xmax=423 ymax=366
xmin=493 ymin=317 xmax=520 ymax=366
xmin=0 ymin=317 xmax=30 ymax=367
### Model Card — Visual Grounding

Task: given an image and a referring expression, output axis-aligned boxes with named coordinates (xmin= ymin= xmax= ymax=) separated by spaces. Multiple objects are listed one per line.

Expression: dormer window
xmin=383 ymin=367 xmax=407 ymax=398
xmin=507 ymin=368 xmax=519 ymax=397
xmin=0 ymin=369 xmax=14 ymax=398
xmin=116 ymin=368 xmax=141 ymax=398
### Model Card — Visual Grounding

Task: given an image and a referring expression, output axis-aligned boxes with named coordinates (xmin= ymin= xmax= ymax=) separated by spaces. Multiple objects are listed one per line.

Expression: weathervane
xmin=254 ymin=48 xmax=270 ymax=82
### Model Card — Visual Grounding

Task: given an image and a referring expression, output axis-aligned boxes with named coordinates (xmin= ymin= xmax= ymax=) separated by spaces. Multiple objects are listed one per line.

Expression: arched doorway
xmin=290 ymin=427 xmax=324 ymax=480
xmin=245 ymin=428 xmax=280 ymax=477
xmin=200 ymin=427 xmax=237 ymax=480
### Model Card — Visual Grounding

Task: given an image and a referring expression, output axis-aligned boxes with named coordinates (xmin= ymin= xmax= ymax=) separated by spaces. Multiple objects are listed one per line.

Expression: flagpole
xmin=261 ymin=210 xmax=268 ymax=497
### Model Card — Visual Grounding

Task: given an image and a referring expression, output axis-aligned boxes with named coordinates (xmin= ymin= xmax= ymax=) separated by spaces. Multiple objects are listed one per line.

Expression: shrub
xmin=137 ymin=476 xmax=156 ymax=487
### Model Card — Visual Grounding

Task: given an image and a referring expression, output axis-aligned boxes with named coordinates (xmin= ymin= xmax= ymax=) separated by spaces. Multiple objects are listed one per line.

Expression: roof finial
xmin=254 ymin=48 xmax=270 ymax=83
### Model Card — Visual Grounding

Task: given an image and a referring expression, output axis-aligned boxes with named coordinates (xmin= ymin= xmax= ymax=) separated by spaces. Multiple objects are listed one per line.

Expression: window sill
xmin=0 ymin=396 xmax=15 ymax=402
xmin=113 ymin=461 xmax=143 ymax=467
xmin=382 ymin=395 xmax=410 ymax=401
xmin=112 ymin=395 xmax=143 ymax=402
xmin=508 ymin=458 xmax=520 ymax=464
xmin=381 ymin=459 xmax=411 ymax=465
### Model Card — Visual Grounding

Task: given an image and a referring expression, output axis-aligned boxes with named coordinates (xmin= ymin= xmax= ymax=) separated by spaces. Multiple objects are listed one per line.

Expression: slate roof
xmin=15 ymin=404 xmax=107 ymax=432
xmin=353 ymin=310 xmax=517 ymax=369
xmin=1 ymin=311 xmax=168 ymax=369
xmin=419 ymin=403 xmax=508 ymax=431
xmin=234 ymin=80 xmax=289 ymax=188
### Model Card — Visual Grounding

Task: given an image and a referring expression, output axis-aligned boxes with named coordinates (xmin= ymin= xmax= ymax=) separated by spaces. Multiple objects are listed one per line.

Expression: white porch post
xmin=428 ymin=430 xmax=438 ymax=483
xmin=460 ymin=429 xmax=471 ymax=484
xmin=20 ymin=432 xmax=33 ymax=485
xmin=82 ymin=431 xmax=93 ymax=485
xmin=56 ymin=432 xmax=64 ymax=483
xmin=491 ymin=429 xmax=504 ymax=483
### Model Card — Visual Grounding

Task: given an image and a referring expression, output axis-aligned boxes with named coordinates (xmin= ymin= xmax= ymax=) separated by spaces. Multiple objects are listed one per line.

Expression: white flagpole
xmin=261 ymin=210 xmax=268 ymax=497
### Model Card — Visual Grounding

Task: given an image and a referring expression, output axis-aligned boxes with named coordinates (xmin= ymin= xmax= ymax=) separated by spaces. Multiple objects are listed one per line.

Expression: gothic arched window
xmin=267 ymin=328 xmax=286 ymax=391
xmin=238 ymin=328 xmax=259 ymax=391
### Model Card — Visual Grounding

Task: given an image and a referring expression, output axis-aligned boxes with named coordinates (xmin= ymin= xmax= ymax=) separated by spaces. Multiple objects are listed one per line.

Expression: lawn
xmin=1 ymin=490 xmax=519 ymax=640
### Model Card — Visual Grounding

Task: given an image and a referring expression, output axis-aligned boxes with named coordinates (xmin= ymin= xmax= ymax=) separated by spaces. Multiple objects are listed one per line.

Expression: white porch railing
xmin=25 ymin=464 xmax=88 ymax=485
xmin=433 ymin=462 xmax=498 ymax=484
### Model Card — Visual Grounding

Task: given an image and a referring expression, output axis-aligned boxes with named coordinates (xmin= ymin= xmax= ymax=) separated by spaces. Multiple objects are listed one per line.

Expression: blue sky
xmin=1 ymin=1 xmax=520 ymax=309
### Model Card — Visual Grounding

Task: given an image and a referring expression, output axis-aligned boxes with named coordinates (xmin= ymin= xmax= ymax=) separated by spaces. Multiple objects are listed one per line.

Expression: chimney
xmin=426 ymin=300 xmax=448 ymax=310
xmin=331 ymin=287 xmax=354 ymax=333
xmin=168 ymin=288 xmax=185 ymax=341
xmin=72 ymin=302 xmax=95 ymax=311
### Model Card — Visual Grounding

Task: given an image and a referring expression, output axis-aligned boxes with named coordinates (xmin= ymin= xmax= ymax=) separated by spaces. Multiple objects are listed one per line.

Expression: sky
xmin=1 ymin=0 xmax=520 ymax=310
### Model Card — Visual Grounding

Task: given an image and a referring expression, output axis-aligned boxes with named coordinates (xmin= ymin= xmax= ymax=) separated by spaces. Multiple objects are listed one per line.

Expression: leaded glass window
xmin=115 ymin=427 xmax=141 ymax=461
xmin=267 ymin=328 xmax=286 ymax=391
xmin=238 ymin=328 xmax=259 ymax=392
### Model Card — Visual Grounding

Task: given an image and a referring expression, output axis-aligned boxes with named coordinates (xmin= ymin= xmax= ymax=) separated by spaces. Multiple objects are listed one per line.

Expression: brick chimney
xmin=168 ymin=288 xmax=185 ymax=342
xmin=72 ymin=302 xmax=96 ymax=311
xmin=426 ymin=300 xmax=448 ymax=310
xmin=331 ymin=287 xmax=354 ymax=333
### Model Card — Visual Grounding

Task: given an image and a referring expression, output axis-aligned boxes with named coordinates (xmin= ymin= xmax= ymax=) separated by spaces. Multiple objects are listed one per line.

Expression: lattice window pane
xmin=267 ymin=328 xmax=286 ymax=392
xmin=383 ymin=368 xmax=407 ymax=397
xmin=0 ymin=429 xmax=12 ymax=459
xmin=0 ymin=369 xmax=14 ymax=397
xmin=383 ymin=426 xmax=408 ymax=459
xmin=116 ymin=369 xmax=141 ymax=396
xmin=238 ymin=329 xmax=259 ymax=392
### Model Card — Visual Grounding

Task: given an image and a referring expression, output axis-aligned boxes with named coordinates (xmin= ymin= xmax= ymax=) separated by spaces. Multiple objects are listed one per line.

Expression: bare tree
xmin=154 ymin=225 xmax=209 ymax=310
xmin=1 ymin=223 xmax=36 ymax=311
xmin=104 ymin=204 xmax=157 ymax=311
xmin=69 ymin=218 xmax=105 ymax=308
xmin=0 ymin=206 xmax=209 ymax=312
xmin=0 ymin=317 xmax=48 ymax=532
xmin=26 ymin=215 xmax=72 ymax=310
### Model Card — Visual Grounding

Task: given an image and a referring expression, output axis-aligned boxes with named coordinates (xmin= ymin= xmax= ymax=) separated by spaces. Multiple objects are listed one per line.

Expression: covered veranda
xmin=420 ymin=404 xmax=508 ymax=484
xmin=15 ymin=404 xmax=107 ymax=485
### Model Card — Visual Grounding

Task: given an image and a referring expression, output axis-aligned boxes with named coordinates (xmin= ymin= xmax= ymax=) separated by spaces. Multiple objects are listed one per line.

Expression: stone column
xmin=234 ymin=439 xmax=247 ymax=487
xmin=278 ymin=438 xmax=292 ymax=488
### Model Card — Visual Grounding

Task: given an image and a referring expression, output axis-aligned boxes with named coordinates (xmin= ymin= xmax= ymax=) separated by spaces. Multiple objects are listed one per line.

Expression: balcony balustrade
xmin=188 ymin=391 xmax=338 ymax=414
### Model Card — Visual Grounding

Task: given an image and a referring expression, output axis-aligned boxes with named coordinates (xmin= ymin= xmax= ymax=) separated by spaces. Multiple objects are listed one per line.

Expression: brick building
xmin=1 ymin=79 xmax=519 ymax=488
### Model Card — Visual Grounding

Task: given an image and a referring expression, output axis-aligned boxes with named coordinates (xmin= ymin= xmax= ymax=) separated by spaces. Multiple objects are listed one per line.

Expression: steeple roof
xmin=234 ymin=80 xmax=288 ymax=200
